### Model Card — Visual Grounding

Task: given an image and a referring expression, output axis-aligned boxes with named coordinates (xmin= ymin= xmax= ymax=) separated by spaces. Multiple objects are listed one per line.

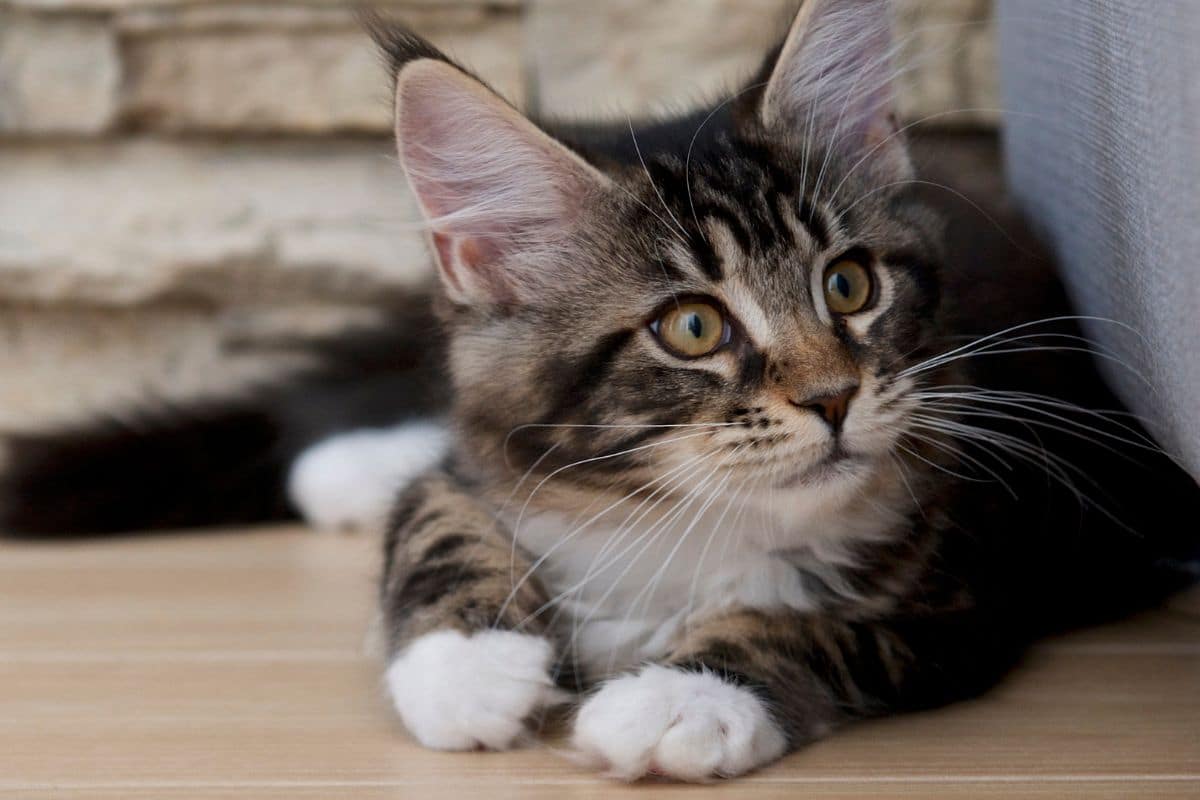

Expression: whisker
xmin=827 ymin=107 xmax=1042 ymax=210
xmin=501 ymin=448 xmax=715 ymax=631
xmin=811 ymin=30 xmax=919 ymax=209
xmin=628 ymin=118 xmax=690 ymax=242
xmin=622 ymin=444 xmax=749 ymax=632
xmin=500 ymin=440 xmax=562 ymax=587
xmin=905 ymin=339 xmax=1154 ymax=390
xmin=836 ymin=177 xmax=1047 ymax=257
xmin=907 ymin=413 xmax=1136 ymax=533
xmin=895 ymin=438 xmax=995 ymax=487
xmin=505 ymin=420 xmax=740 ymax=447
xmin=916 ymin=386 xmax=1158 ymax=435
xmin=898 ymin=316 xmax=1149 ymax=381
xmin=587 ymin=451 xmax=734 ymax=674
xmin=913 ymin=395 xmax=1161 ymax=461
xmin=888 ymin=451 xmax=927 ymax=521
xmin=684 ymin=81 xmax=769 ymax=237
xmin=684 ymin=470 xmax=758 ymax=629
xmin=555 ymin=449 xmax=722 ymax=681
xmin=918 ymin=384 xmax=1149 ymax=422
xmin=510 ymin=428 xmax=716 ymax=541
xmin=902 ymin=428 xmax=1019 ymax=498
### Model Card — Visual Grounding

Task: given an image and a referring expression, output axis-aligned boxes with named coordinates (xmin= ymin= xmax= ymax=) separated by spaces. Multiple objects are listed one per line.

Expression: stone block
xmin=120 ymin=5 xmax=525 ymax=133
xmin=529 ymin=0 xmax=998 ymax=127
xmin=0 ymin=8 xmax=120 ymax=134
xmin=528 ymin=0 xmax=794 ymax=119
xmin=0 ymin=139 xmax=434 ymax=306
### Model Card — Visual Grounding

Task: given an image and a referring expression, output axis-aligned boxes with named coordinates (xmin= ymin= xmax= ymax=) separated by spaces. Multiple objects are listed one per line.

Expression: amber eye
xmin=654 ymin=301 xmax=728 ymax=358
xmin=823 ymin=258 xmax=874 ymax=315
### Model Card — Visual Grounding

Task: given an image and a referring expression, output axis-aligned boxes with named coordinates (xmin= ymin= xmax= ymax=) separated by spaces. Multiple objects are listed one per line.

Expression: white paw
xmin=287 ymin=421 xmax=449 ymax=532
xmin=572 ymin=665 xmax=786 ymax=781
xmin=386 ymin=629 xmax=565 ymax=751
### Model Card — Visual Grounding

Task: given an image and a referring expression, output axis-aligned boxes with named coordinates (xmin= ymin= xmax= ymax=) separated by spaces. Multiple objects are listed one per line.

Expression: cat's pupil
xmin=686 ymin=313 xmax=703 ymax=338
xmin=833 ymin=273 xmax=851 ymax=298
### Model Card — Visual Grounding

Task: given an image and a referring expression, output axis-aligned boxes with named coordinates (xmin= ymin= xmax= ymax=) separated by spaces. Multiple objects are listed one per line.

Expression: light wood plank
xmin=1 ymin=650 xmax=1196 ymax=786
xmin=5 ymin=780 xmax=1200 ymax=800
xmin=0 ymin=528 xmax=377 ymax=654
xmin=1 ymin=528 xmax=1196 ymax=797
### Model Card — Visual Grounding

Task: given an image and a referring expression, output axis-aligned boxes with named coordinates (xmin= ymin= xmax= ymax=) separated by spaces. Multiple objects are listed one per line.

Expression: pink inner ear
xmin=430 ymin=232 xmax=466 ymax=295
xmin=394 ymin=59 xmax=609 ymax=305
xmin=759 ymin=0 xmax=910 ymax=182
xmin=431 ymin=230 xmax=515 ymax=305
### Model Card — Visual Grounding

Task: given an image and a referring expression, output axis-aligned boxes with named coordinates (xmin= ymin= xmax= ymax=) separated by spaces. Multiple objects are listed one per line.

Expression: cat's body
xmin=2 ymin=0 xmax=1197 ymax=782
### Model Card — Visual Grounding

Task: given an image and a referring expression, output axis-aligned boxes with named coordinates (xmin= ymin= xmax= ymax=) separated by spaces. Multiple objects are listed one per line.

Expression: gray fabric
xmin=997 ymin=1 xmax=1200 ymax=479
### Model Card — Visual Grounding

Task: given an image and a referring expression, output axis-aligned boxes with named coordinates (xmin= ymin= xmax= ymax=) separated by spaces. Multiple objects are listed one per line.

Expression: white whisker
xmin=501 ymin=449 xmax=715 ymax=631
xmin=684 ymin=82 xmax=769 ymax=237
xmin=628 ymin=118 xmax=690 ymax=242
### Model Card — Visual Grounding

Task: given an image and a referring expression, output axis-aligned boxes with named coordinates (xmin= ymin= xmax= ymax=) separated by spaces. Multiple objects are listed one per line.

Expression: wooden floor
xmin=1 ymin=527 xmax=1197 ymax=799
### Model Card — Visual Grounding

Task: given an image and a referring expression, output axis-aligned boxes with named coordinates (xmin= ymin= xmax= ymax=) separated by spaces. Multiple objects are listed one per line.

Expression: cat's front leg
xmin=380 ymin=473 xmax=566 ymax=750
xmin=572 ymin=607 xmax=1008 ymax=781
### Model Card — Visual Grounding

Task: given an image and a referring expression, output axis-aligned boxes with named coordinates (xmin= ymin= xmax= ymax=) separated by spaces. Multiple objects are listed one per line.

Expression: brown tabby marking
xmin=382 ymin=475 xmax=552 ymax=652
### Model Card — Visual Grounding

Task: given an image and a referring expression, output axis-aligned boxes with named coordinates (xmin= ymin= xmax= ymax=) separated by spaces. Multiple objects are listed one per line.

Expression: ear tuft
xmin=760 ymin=0 xmax=911 ymax=183
xmin=393 ymin=59 xmax=610 ymax=307
xmin=361 ymin=12 xmax=485 ymax=92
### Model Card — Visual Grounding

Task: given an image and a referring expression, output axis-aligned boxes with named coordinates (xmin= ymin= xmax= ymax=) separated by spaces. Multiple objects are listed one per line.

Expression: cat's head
xmin=376 ymin=0 xmax=943 ymax=512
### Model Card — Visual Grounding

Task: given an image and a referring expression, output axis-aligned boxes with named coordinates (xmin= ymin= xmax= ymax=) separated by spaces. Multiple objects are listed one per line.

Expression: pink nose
xmin=791 ymin=384 xmax=858 ymax=431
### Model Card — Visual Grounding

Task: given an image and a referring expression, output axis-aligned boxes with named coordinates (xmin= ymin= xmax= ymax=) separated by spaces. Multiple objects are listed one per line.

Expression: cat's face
xmin=449 ymin=139 xmax=940 ymax=503
xmin=388 ymin=0 xmax=940 ymax=507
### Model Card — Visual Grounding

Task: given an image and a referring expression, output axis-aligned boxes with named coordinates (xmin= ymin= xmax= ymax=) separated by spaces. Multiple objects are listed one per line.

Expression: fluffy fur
xmin=385 ymin=628 xmax=563 ymax=750
xmin=1 ymin=0 xmax=1197 ymax=784
xmin=572 ymin=665 xmax=787 ymax=780
xmin=288 ymin=421 xmax=448 ymax=532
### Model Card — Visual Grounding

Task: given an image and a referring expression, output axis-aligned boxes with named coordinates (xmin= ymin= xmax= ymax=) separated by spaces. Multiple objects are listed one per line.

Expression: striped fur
xmin=1 ymin=0 xmax=1193 ymax=782
xmin=372 ymin=1 xmax=1196 ymax=781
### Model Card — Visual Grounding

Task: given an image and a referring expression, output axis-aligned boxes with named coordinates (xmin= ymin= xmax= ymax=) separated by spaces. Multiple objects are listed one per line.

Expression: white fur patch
xmin=386 ymin=629 xmax=564 ymax=751
xmin=287 ymin=421 xmax=449 ymax=532
xmin=507 ymin=463 xmax=903 ymax=679
xmin=573 ymin=665 xmax=787 ymax=781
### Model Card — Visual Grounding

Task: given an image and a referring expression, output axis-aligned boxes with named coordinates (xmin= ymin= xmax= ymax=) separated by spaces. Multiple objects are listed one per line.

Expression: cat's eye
xmin=823 ymin=258 xmax=874 ymax=315
xmin=652 ymin=301 xmax=729 ymax=358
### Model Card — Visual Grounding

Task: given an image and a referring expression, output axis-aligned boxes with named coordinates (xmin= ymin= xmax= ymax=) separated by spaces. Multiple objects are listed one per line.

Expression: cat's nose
xmin=791 ymin=383 xmax=859 ymax=432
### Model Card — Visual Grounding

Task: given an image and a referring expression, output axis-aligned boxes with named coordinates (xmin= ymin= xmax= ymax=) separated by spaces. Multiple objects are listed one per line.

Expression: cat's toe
xmin=385 ymin=628 xmax=563 ymax=751
xmin=572 ymin=665 xmax=786 ymax=781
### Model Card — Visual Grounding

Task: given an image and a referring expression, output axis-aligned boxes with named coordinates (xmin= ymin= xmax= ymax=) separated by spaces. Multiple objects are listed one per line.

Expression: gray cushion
xmin=997 ymin=0 xmax=1200 ymax=479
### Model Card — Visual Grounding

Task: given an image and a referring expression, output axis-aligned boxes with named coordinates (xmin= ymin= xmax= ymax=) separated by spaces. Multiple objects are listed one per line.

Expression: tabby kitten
xmin=2 ymin=0 xmax=1197 ymax=783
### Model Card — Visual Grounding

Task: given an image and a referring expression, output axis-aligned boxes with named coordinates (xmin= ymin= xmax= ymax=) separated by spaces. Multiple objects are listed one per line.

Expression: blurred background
xmin=0 ymin=0 xmax=994 ymax=433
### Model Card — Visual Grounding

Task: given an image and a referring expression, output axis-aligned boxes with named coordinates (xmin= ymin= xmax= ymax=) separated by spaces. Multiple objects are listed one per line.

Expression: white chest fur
xmin=503 ymin=476 xmax=902 ymax=679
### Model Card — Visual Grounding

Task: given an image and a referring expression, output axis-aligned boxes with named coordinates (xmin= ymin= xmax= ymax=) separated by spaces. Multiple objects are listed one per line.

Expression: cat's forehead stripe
xmin=797 ymin=194 xmax=832 ymax=250
xmin=637 ymin=144 xmax=833 ymax=269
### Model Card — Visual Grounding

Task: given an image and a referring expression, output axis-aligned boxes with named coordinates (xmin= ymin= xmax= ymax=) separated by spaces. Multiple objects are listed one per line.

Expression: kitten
xmin=2 ymin=0 xmax=1197 ymax=782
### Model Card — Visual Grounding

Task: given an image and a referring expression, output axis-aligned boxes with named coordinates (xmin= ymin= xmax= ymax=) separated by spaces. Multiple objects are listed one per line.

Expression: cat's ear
xmin=759 ymin=0 xmax=911 ymax=182
xmin=392 ymin=57 xmax=610 ymax=307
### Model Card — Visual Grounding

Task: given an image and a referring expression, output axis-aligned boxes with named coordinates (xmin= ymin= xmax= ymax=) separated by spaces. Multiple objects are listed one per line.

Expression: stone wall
xmin=0 ymin=0 xmax=996 ymax=429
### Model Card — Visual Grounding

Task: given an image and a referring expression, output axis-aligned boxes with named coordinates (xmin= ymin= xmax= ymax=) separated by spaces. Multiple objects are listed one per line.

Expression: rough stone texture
xmin=0 ymin=8 xmax=120 ymax=134
xmin=0 ymin=139 xmax=433 ymax=306
xmin=123 ymin=28 xmax=400 ymax=134
xmin=9 ymin=0 xmax=520 ymax=9
xmin=529 ymin=0 xmax=998 ymax=127
xmin=528 ymin=0 xmax=794 ymax=119
xmin=0 ymin=0 xmax=996 ymax=135
xmin=121 ymin=6 xmax=525 ymax=133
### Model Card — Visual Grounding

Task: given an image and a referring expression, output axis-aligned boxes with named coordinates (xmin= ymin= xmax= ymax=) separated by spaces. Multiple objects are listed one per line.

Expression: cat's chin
xmin=770 ymin=448 xmax=869 ymax=490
